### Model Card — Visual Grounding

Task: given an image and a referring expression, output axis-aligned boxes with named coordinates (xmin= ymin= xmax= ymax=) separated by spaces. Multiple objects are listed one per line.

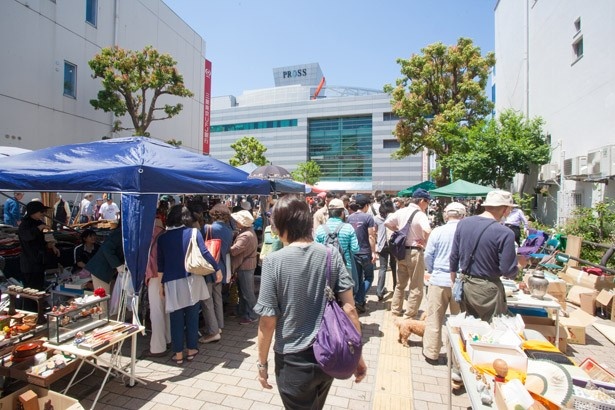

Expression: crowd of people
xmin=3 ymin=187 xmax=527 ymax=409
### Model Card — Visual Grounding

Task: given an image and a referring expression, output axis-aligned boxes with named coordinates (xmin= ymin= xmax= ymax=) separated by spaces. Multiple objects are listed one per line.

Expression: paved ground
xmin=8 ymin=272 xmax=615 ymax=409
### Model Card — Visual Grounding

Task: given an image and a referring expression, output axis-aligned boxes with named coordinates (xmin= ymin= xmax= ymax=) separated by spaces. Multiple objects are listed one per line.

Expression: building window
xmin=574 ymin=18 xmax=581 ymax=33
xmin=210 ymin=119 xmax=297 ymax=133
xmin=383 ymin=139 xmax=400 ymax=149
xmin=64 ymin=61 xmax=77 ymax=98
xmin=308 ymin=117 xmax=372 ymax=182
xmin=383 ymin=112 xmax=399 ymax=121
xmin=86 ymin=0 xmax=97 ymax=27
xmin=572 ymin=37 xmax=583 ymax=62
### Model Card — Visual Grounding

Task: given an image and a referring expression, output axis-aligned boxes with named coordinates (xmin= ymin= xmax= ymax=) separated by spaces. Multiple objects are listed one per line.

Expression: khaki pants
xmin=422 ymin=284 xmax=460 ymax=360
xmin=391 ymin=249 xmax=425 ymax=318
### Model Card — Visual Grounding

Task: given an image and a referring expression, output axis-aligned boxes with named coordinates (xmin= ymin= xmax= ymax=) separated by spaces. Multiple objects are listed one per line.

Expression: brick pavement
xmin=12 ymin=274 xmax=615 ymax=409
xmin=40 ymin=278 xmax=413 ymax=410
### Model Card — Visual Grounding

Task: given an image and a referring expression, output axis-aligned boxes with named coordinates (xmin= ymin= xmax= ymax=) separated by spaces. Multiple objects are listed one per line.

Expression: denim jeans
xmin=353 ymin=254 xmax=374 ymax=306
xmin=236 ymin=269 xmax=258 ymax=320
xmin=377 ymin=247 xmax=397 ymax=297
xmin=169 ymin=302 xmax=200 ymax=354
xmin=274 ymin=347 xmax=333 ymax=410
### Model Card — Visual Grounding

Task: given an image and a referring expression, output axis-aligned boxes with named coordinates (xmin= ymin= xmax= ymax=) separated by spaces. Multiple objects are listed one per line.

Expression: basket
xmin=573 ymin=385 xmax=615 ymax=410
xmin=573 ymin=395 xmax=615 ymax=410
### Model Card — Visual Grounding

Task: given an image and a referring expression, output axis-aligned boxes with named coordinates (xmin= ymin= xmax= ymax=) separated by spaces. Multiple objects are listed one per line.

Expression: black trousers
xmin=506 ymin=224 xmax=521 ymax=245
xmin=274 ymin=347 xmax=333 ymax=410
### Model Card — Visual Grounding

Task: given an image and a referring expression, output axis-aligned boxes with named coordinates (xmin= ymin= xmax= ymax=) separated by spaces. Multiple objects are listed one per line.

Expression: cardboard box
xmin=596 ymin=289 xmax=615 ymax=321
xmin=559 ymin=266 xmax=615 ymax=291
xmin=522 ymin=315 xmax=568 ymax=352
xmin=18 ymin=390 xmax=38 ymax=410
xmin=566 ymin=285 xmax=599 ymax=315
xmin=547 ymin=280 xmax=568 ymax=310
xmin=466 ymin=343 xmax=528 ymax=373
xmin=564 ymin=235 xmax=583 ymax=268
xmin=579 ymin=292 xmax=598 ymax=315
xmin=560 ymin=309 xmax=597 ymax=345
xmin=0 ymin=385 xmax=83 ymax=409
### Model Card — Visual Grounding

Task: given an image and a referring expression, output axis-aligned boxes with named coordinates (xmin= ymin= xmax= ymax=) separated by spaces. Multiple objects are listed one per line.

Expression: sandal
xmin=171 ymin=353 xmax=184 ymax=365
xmin=186 ymin=349 xmax=199 ymax=361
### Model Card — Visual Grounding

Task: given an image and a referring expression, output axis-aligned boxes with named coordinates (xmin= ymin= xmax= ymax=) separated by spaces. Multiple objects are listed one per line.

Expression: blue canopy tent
xmin=0 ymin=137 xmax=273 ymax=292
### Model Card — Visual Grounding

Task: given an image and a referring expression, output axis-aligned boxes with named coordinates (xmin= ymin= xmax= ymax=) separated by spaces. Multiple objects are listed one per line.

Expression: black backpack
xmin=322 ymin=223 xmax=347 ymax=265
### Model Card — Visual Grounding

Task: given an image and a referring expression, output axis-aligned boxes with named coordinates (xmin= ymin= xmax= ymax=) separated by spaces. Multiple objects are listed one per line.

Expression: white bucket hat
xmin=231 ymin=210 xmax=254 ymax=227
xmin=482 ymin=190 xmax=518 ymax=208
xmin=444 ymin=202 xmax=467 ymax=216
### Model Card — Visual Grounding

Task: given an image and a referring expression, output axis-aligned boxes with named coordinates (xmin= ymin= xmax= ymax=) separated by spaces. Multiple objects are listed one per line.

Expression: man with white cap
xmin=422 ymin=202 xmax=466 ymax=365
xmin=450 ymin=190 xmax=519 ymax=322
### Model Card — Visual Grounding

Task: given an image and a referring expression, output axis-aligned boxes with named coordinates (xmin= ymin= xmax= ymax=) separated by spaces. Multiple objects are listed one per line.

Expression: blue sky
xmin=164 ymin=0 xmax=496 ymax=97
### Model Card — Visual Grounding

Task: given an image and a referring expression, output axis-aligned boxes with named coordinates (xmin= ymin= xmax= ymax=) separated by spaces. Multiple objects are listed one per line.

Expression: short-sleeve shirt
xmin=384 ymin=204 xmax=431 ymax=247
xmin=254 ymin=242 xmax=354 ymax=354
xmin=347 ymin=211 xmax=375 ymax=255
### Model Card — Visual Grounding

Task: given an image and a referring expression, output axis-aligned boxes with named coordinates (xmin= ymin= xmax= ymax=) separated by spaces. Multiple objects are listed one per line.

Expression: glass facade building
xmin=308 ymin=117 xmax=373 ymax=182
xmin=211 ymin=63 xmax=424 ymax=192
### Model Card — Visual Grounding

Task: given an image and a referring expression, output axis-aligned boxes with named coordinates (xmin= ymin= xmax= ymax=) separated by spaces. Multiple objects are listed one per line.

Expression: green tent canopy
xmin=429 ymin=179 xmax=493 ymax=198
xmin=397 ymin=180 xmax=437 ymax=197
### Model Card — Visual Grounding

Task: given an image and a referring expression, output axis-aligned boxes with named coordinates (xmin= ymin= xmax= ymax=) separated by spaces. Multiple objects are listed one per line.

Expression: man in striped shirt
xmin=422 ymin=202 xmax=465 ymax=365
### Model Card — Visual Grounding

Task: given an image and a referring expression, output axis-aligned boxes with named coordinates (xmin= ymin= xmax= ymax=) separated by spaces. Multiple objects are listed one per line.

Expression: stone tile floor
xmin=5 ymin=274 xmax=615 ymax=409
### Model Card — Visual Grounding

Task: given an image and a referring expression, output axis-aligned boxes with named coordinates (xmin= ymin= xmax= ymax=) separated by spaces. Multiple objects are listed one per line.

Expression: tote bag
xmin=185 ymin=228 xmax=215 ymax=276
xmin=313 ymin=247 xmax=362 ymax=379
xmin=204 ymin=226 xmax=221 ymax=262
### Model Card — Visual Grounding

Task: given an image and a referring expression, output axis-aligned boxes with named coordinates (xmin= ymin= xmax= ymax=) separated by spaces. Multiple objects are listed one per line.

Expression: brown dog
xmin=394 ymin=312 xmax=427 ymax=347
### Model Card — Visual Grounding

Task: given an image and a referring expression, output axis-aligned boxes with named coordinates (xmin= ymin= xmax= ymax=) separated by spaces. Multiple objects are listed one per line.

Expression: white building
xmin=0 ymin=0 xmax=207 ymax=150
xmin=495 ymin=0 xmax=615 ymax=226
xmin=211 ymin=63 xmax=425 ymax=193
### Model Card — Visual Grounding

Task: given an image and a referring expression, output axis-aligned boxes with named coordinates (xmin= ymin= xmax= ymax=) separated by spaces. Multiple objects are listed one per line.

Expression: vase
xmin=528 ymin=271 xmax=549 ymax=299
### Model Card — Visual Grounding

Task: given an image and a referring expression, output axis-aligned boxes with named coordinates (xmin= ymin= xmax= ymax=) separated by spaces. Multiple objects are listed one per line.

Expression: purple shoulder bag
xmin=313 ymin=247 xmax=362 ymax=379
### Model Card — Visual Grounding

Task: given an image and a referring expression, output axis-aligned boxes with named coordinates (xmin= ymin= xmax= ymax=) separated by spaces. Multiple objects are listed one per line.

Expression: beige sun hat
xmin=444 ymin=202 xmax=467 ymax=216
xmin=482 ymin=190 xmax=518 ymax=207
xmin=231 ymin=210 xmax=254 ymax=227
xmin=328 ymin=199 xmax=345 ymax=209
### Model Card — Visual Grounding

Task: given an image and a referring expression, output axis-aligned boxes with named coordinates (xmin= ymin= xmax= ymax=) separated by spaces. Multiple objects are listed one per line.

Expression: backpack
xmin=322 ymin=223 xmax=347 ymax=265
xmin=388 ymin=210 xmax=418 ymax=260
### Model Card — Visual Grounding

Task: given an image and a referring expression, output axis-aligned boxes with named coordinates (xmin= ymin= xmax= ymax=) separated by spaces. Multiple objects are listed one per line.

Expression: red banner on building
xmin=203 ymin=59 xmax=212 ymax=154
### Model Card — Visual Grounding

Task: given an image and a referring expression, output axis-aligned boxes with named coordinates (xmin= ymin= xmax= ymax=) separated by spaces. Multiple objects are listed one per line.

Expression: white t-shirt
xmin=99 ymin=202 xmax=120 ymax=220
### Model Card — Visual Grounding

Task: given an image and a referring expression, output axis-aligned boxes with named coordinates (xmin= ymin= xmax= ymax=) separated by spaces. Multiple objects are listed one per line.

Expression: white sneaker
xmin=199 ymin=332 xmax=221 ymax=344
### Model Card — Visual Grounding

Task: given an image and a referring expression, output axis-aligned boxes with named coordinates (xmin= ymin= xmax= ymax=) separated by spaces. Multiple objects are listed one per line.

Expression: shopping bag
xmin=185 ymin=228 xmax=215 ymax=276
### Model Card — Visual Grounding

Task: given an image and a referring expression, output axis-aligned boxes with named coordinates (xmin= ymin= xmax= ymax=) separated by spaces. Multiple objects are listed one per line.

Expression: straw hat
xmin=231 ymin=210 xmax=254 ymax=227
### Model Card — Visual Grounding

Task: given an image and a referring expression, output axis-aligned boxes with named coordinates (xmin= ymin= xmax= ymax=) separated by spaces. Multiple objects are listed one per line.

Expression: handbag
xmin=185 ymin=228 xmax=215 ymax=276
xmin=388 ymin=210 xmax=419 ymax=260
xmin=204 ymin=226 xmax=221 ymax=262
xmin=313 ymin=247 xmax=363 ymax=379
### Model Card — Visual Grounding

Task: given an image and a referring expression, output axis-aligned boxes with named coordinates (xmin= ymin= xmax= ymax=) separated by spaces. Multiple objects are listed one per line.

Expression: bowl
xmin=13 ymin=340 xmax=45 ymax=359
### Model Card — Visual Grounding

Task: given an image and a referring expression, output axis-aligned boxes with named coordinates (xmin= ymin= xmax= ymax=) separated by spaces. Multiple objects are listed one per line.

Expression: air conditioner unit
xmin=606 ymin=145 xmax=615 ymax=177
xmin=587 ymin=148 xmax=602 ymax=177
xmin=563 ymin=156 xmax=588 ymax=178
xmin=539 ymin=163 xmax=559 ymax=181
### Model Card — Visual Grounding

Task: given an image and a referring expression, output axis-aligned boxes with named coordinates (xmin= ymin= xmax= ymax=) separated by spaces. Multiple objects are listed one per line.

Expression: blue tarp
xmin=0 ymin=137 xmax=274 ymax=290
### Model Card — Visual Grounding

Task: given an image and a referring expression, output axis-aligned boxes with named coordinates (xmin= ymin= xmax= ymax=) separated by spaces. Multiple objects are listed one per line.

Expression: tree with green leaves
xmin=89 ymin=46 xmax=194 ymax=136
xmin=384 ymin=37 xmax=495 ymax=186
xmin=291 ymin=161 xmax=322 ymax=185
xmin=443 ymin=110 xmax=550 ymax=188
xmin=229 ymin=136 xmax=268 ymax=166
